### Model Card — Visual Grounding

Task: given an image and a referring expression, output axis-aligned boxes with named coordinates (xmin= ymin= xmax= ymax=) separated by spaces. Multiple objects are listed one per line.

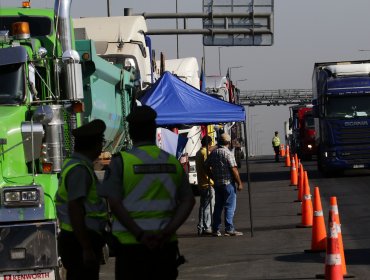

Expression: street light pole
xmin=218 ymin=47 xmax=223 ymax=76
xmin=249 ymin=114 xmax=257 ymax=156
xmin=235 ymin=79 xmax=248 ymax=88
xmin=176 ymin=0 xmax=179 ymax=58
xmin=256 ymin=130 xmax=263 ymax=156
xmin=235 ymin=79 xmax=247 ymax=106
xmin=252 ymin=122 xmax=261 ymax=156
xmin=107 ymin=0 xmax=110 ymax=17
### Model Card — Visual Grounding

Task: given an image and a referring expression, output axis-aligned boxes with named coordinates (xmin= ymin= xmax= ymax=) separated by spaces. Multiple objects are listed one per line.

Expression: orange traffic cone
xmin=305 ymin=186 xmax=326 ymax=253
xmin=330 ymin=197 xmax=353 ymax=277
xmin=280 ymin=144 xmax=286 ymax=157
xmin=297 ymin=163 xmax=304 ymax=201
xmin=295 ymin=153 xmax=299 ymax=169
xmin=290 ymin=157 xmax=298 ymax=186
xmin=285 ymin=150 xmax=291 ymax=167
xmin=297 ymin=171 xmax=313 ymax=228
xmin=323 ymin=210 xmax=343 ymax=280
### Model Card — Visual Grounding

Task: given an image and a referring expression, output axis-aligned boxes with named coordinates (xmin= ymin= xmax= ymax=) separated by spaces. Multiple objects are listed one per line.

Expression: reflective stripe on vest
xmin=55 ymin=158 xmax=107 ymax=232
xmin=112 ymin=146 xmax=182 ymax=244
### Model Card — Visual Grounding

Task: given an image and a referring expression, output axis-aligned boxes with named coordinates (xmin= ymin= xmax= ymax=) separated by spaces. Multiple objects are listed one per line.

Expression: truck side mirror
xmin=312 ymin=99 xmax=319 ymax=117
xmin=312 ymin=105 xmax=319 ymax=117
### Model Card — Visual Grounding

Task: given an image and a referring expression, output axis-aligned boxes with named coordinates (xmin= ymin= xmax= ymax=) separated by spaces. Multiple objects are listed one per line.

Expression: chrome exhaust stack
xmin=55 ymin=0 xmax=83 ymax=101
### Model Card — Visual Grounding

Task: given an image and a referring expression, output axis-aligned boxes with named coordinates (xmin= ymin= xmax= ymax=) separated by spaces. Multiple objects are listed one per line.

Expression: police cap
xmin=72 ymin=119 xmax=106 ymax=139
xmin=127 ymin=105 xmax=157 ymax=124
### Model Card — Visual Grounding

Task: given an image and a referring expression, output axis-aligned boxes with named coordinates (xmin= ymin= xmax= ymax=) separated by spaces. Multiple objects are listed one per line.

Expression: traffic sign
xmin=202 ymin=0 xmax=274 ymax=46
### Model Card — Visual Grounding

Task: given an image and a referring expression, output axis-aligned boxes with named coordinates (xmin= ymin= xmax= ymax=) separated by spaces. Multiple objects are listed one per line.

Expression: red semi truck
xmin=289 ymin=105 xmax=317 ymax=160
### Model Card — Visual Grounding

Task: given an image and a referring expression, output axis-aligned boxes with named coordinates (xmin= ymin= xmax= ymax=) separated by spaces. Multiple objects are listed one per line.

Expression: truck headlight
xmin=4 ymin=191 xmax=21 ymax=202
xmin=2 ymin=187 xmax=41 ymax=207
xmin=307 ymin=144 xmax=312 ymax=149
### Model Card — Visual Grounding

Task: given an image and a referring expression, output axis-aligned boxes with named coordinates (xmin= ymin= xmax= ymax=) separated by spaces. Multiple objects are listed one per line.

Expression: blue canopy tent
xmin=140 ymin=71 xmax=246 ymax=125
xmin=139 ymin=71 xmax=254 ymax=237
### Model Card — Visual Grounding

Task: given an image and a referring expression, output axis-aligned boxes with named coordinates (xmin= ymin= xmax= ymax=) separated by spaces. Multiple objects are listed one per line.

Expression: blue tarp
xmin=139 ymin=72 xmax=246 ymax=126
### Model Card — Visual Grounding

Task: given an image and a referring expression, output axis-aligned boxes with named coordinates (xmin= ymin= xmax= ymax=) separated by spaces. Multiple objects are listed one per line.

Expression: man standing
xmin=101 ymin=105 xmax=195 ymax=280
xmin=205 ymin=133 xmax=243 ymax=237
xmin=272 ymin=131 xmax=281 ymax=162
xmin=56 ymin=119 xmax=108 ymax=280
xmin=195 ymin=135 xmax=215 ymax=236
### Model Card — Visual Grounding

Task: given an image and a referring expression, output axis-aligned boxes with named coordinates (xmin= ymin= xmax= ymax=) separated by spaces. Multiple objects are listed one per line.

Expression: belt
xmin=216 ymin=180 xmax=232 ymax=186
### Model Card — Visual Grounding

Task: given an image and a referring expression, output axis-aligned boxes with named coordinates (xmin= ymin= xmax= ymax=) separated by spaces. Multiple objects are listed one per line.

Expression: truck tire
xmin=317 ymin=153 xmax=334 ymax=177
xmin=317 ymin=148 xmax=326 ymax=174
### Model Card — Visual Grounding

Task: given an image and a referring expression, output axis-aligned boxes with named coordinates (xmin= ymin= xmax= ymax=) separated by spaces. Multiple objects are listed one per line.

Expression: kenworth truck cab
xmin=312 ymin=60 xmax=370 ymax=175
xmin=0 ymin=1 xmax=136 ymax=278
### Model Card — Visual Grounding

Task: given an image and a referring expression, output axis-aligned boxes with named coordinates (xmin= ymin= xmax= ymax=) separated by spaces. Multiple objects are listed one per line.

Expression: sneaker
xmin=224 ymin=230 xmax=243 ymax=236
xmin=212 ymin=231 xmax=222 ymax=237
xmin=202 ymin=229 xmax=213 ymax=236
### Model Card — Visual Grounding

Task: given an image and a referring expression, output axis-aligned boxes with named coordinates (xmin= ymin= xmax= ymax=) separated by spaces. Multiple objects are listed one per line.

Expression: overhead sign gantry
xmin=139 ymin=0 xmax=274 ymax=47
xmin=202 ymin=0 xmax=274 ymax=46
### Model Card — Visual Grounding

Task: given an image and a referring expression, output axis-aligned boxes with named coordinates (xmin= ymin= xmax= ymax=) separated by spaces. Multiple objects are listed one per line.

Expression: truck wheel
xmin=317 ymin=149 xmax=325 ymax=174
xmin=302 ymin=154 xmax=312 ymax=161
xmin=318 ymin=157 xmax=333 ymax=177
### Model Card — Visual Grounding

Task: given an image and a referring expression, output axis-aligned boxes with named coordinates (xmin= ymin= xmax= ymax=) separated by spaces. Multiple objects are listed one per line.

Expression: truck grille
xmin=337 ymin=144 xmax=370 ymax=163
xmin=334 ymin=126 xmax=370 ymax=144
xmin=332 ymin=124 xmax=370 ymax=163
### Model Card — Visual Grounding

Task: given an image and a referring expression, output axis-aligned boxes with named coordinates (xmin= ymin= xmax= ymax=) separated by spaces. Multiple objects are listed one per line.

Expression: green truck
xmin=0 ymin=1 xmax=138 ymax=278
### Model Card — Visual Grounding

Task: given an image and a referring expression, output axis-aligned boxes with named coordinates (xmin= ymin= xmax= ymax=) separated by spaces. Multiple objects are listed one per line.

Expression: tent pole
xmin=243 ymin=121 xmax=254 ymax=237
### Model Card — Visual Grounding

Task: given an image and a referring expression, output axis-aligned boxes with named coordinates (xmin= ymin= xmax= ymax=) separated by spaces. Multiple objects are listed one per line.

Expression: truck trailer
xmin=312 ymin=60 xmax=370 ymax=175
xmin=205 ymin=75 xmax=244 ymax=167
xmin=162 ymin=57 xmax=202 ymax=186
xmin=73 ymin=15 xmax=153 ymax=90
xmin=0 ymin=1 xmax=136 ymax=278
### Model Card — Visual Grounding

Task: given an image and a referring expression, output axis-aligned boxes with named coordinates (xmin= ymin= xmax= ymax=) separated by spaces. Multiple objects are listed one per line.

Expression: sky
xmin=2 ymin=0 xmax=370 ymax=155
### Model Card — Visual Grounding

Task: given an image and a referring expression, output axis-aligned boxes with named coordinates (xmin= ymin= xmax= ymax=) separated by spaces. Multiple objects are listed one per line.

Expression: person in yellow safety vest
xmin=272 ymin=131 xmax=281 ymax=162
xmin=100 ymin=105 xmax=195 ymax=280
xmin=55 ymin=119 xmax=108 ymax=280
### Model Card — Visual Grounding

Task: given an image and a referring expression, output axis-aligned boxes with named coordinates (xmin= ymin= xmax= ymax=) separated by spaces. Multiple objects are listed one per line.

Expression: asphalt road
xmin=99 ymin=155 xmax=370 ymax=279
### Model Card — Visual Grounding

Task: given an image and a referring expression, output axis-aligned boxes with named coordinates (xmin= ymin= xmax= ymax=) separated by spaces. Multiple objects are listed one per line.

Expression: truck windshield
xmin=325 ymin=95 xmax=370 ymax=118
xmin=0 ymin=16 xmax=52 ymax=36
xmin=0 ymin=63 xmax=25 ymax=104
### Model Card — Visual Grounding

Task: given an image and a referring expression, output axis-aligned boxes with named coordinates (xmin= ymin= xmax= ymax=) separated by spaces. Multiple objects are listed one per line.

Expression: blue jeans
xmin=197 ymin=187 xmax=215 ymax=232
xmin=212 ymin=183 xmax=237 ymax=232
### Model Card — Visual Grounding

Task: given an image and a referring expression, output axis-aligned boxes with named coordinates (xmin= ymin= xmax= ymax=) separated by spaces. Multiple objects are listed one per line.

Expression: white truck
xmin=205 ymin=75 xmax=244 ymax=167
xmin=205 ymin=75 xmax=229 ymax=101
xmin=284 ymin=120 xmax=292 ymax=147
xmin=161 ymin=57 xmax=202 ymax=186
xmin=73 ymin=15 xmax=153 ymax=89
